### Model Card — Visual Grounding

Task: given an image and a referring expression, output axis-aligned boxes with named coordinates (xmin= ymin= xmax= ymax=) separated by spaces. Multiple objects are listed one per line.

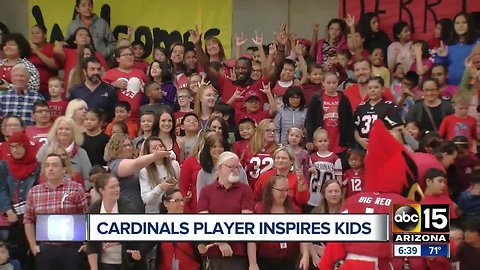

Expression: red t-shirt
xmin=47 ymin=100 xmax=68 ymax=122
xmin=133 ymin=60 xmax=149 ymax=73
xmin=342 ymin=168 xmax=366 ymax=198
xmin=422 ymin=194 xmax=458 ymax=219
xmin=25 ymin=125 xmax=51 ymax=145
xmin=234 ymin=108 xmax=270 ymax=126
xmin=28 ymin=43 xmax=57 ymax=94
xmin=62 ymin=48 xmax=107 ymax=90
xmin=102 ymin=68 xmax=147 ymax=121
xmin=217 ymin=76 xmax=268 ymax=110
xmin=322 ymin=93 xmax=344 ymax=154
xmin=343 ymin=84 xmax=394 ymax=112
xmin=232 ymin=139 xmax=250 ymax=165
xmin=179 ymin=156 xmax=201 ymax=213
xmin=253 ymin=169 xmax=309 ymax=207
xmin=301 ymin=82 xmax=322 ymax=106
xmin=438 ymin=115 xmax=477 ymax=148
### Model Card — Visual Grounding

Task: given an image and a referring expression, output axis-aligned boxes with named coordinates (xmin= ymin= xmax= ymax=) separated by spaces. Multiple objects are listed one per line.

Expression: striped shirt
xmin=23 ymin=179 xmax=87 ymax=224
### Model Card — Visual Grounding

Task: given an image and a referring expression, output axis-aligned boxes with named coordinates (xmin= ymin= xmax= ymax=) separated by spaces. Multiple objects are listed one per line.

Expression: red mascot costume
xmin=320 ymin=122 xmax=452 ymax=270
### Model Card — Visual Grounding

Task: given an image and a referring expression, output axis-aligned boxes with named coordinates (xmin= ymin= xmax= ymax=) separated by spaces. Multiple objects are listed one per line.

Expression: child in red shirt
xmin=105 ymin=101 xmax=138 ymax=139
xmin=131 ymin=41 xmax=150 ymax=72
xmin=47 ymin=77 xmax=67 ymax=122
xmin=232 ymin=82 xmax=277 ymax=125
xmin=232 ymin=118 xmax=256 ymax=165
xmin=439 ymin=92 xmax=477 ymax=153
xmin=342 ymin=148 xmax=366 ymax=198
xmin=422 ymin=168 xmax=459 ymax=219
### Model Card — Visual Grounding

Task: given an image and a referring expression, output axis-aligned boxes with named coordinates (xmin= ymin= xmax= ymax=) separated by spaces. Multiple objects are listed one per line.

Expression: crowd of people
xmin=0 ymin=0 xmax=479 ymax=269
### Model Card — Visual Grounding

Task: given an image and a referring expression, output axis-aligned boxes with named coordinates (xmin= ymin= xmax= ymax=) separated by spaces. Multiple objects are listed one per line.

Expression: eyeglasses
xmin=35 ymin=109 xmax=51 ymax=114
xmin=266 ymin=128 xmax=277 ymax=133
xmin=120 ymin=53 xmax=134 ymax=57
xmin=8 ymin=144 xmax=24 ymax=150
xmin=166 ymin=198 xmax=185 ymax=203
xmin=177 ymin=95 xmax=190 ymax=100
xmin=272 ymin=187 xmax=290 ymax=193
xmin=222 ymin=164 xmax=242 ymax=171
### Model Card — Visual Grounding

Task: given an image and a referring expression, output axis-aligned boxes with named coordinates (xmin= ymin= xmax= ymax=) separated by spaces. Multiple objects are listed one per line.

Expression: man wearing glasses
xmin=25 ymin=100 xmax=52 ymax=145
xmin=198 ymin=151 xmax=255 ymax=270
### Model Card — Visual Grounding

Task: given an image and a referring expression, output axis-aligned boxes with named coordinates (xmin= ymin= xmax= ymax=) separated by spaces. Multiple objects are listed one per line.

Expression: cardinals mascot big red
xmin=319 ymin=121 xmax=453 ymax=270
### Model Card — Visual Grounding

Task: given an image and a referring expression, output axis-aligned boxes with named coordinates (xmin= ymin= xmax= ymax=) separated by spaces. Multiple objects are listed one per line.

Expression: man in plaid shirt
xmin=24 ymin=153 xmax=87 ymax=270
xmin=0 ymin=63 xmax=43 ymax=126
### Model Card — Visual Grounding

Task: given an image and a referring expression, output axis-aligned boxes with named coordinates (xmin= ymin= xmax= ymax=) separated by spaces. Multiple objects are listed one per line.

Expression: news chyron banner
xmin=87 ymin=214 xmax=389 ymax=242
xmin=28 ymin=0 xmax=233 ymax=58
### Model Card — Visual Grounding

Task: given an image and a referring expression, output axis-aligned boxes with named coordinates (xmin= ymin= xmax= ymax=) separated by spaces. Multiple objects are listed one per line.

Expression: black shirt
xmin=354 ymin=100 xmax=403 ymax=138
xmin=83 ymin=132 xmax=110 ymax=166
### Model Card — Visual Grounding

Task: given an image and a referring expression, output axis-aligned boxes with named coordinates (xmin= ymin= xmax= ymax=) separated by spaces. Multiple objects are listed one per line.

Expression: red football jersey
xmin=340 ymin=192 xmax=414 ymax=258
xmin=342 ymin=168 xmax=366 ymax=198
xmin=244 ymin=150 xmax=274 ymax=188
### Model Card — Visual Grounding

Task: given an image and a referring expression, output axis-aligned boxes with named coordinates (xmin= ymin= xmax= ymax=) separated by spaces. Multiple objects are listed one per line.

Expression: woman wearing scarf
xmin=36 ymin=116 xmax=92 ymax=190
xmin=0 ymin=131 xmax=40 ymax=266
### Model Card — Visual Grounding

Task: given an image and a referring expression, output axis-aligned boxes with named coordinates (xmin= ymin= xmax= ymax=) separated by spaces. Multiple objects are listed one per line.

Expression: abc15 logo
xmin=392 ymin=204 xmax=450 ymax=233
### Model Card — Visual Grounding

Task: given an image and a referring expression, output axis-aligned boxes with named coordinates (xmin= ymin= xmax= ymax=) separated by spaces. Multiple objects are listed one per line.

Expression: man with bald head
xmin=0 ymin=63 xmax=43 ymax=125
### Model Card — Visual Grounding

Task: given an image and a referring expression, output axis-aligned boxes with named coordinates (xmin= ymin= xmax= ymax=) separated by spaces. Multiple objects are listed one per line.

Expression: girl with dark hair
xmin=248 ymin=175 xmax=309 ymax=270
xmin=83 ymin=108 xmax=110 ymax=166
xmin=358 ymin=12 xmax=391 ymax=65
xmin=139 ymin=136 xmax=180 ymax=213
xmin=387 ymin=21 xmax=413 ymax=72
xmin=196 ymin=134 xmax=247 ymax=198
xmin=428 ymin=18 xmax=454 ymax=51
xmin=152 ymin=47 xmax=169 ymax=64
xmin=29 ymin=24 xmax=58 ymax=95
xmin=132 ymin=111 xmax=156 ymax=151
xmin=148 ymin=60 xmax=176 ymax=106
xmin=67 ymin=0 xmax=116 ymax=58
xmin=0 ymin=33 xmax=40 ymax=91
xmin=274 ymin=86 xmax=307 ymax=145
xmin=435 ymin=12 xmax=480 ymax=85
xmin=311 ymin=18 xmax=347 ymax=66
xmin=154 ymin=108 xmax=181 ymax=162
xmin=406 ymin=78 xmax=454 ymax=133
xmin=206 ymin=115 xmax=231 ymax=150
xmin=54 ymin=27 xmax=108 ymax=90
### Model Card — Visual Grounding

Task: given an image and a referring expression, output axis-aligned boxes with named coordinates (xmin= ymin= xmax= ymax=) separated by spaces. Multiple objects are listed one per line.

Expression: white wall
xmin=231 ymin=0 xmax=339 ymax=54
xmin=0 ymin=0 xmax=29 ymax=35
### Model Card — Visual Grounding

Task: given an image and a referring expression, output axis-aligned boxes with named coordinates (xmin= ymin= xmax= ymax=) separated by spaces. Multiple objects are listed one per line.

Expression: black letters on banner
xmin=399 ymin=0 xmax=415 ymax=32
xmin=424 ymin=0 xmax=441 ymax=33
xmin=31 ymin=4 xmax=221 ymax=57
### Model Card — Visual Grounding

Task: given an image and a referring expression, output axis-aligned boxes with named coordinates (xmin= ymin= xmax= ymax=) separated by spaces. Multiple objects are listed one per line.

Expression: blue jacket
xmin=0 ymin=161 xmax=40 ymax=214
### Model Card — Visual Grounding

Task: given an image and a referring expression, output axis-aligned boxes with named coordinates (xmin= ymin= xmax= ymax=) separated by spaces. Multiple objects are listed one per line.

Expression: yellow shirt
xmin=372 ymin=66 xmax=391 ymax=88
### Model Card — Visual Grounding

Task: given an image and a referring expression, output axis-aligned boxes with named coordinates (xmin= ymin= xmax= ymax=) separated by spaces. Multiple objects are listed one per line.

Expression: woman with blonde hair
xmin=105 ymin=133 xmax=171 ymax=213
xmin=243 ymin=118 xmax=279 ymax=189
xmin=36 ymin=116 xmax=91 ymax=189
xmin=139 ymin=137 xmax=180 ymax=213
xmin=65 ymin=98 xmax=88 ymax=133
xmin=193 ymin=85 xmax=217 ymax=130
xmin=253 ymin=147 xmax=309 ymax=208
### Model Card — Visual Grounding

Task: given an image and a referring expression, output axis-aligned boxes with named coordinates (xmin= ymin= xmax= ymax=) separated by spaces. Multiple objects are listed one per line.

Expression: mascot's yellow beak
xmin=406 ymin=183 xmax=424 ymax=202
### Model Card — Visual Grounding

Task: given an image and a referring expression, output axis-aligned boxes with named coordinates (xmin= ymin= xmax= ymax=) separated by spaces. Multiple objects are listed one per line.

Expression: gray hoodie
xmin=67 ymin=14 xmax=116 ymax=58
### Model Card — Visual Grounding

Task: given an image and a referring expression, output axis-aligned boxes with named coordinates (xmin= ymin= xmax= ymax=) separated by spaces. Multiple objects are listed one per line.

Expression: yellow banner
xmin=28 ymin=0 xmax=233 ymax=57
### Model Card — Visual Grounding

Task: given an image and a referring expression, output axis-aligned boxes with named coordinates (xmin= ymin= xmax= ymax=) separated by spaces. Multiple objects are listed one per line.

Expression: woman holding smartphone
xmin=139 ymin=136 xmax=180 ymax=213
